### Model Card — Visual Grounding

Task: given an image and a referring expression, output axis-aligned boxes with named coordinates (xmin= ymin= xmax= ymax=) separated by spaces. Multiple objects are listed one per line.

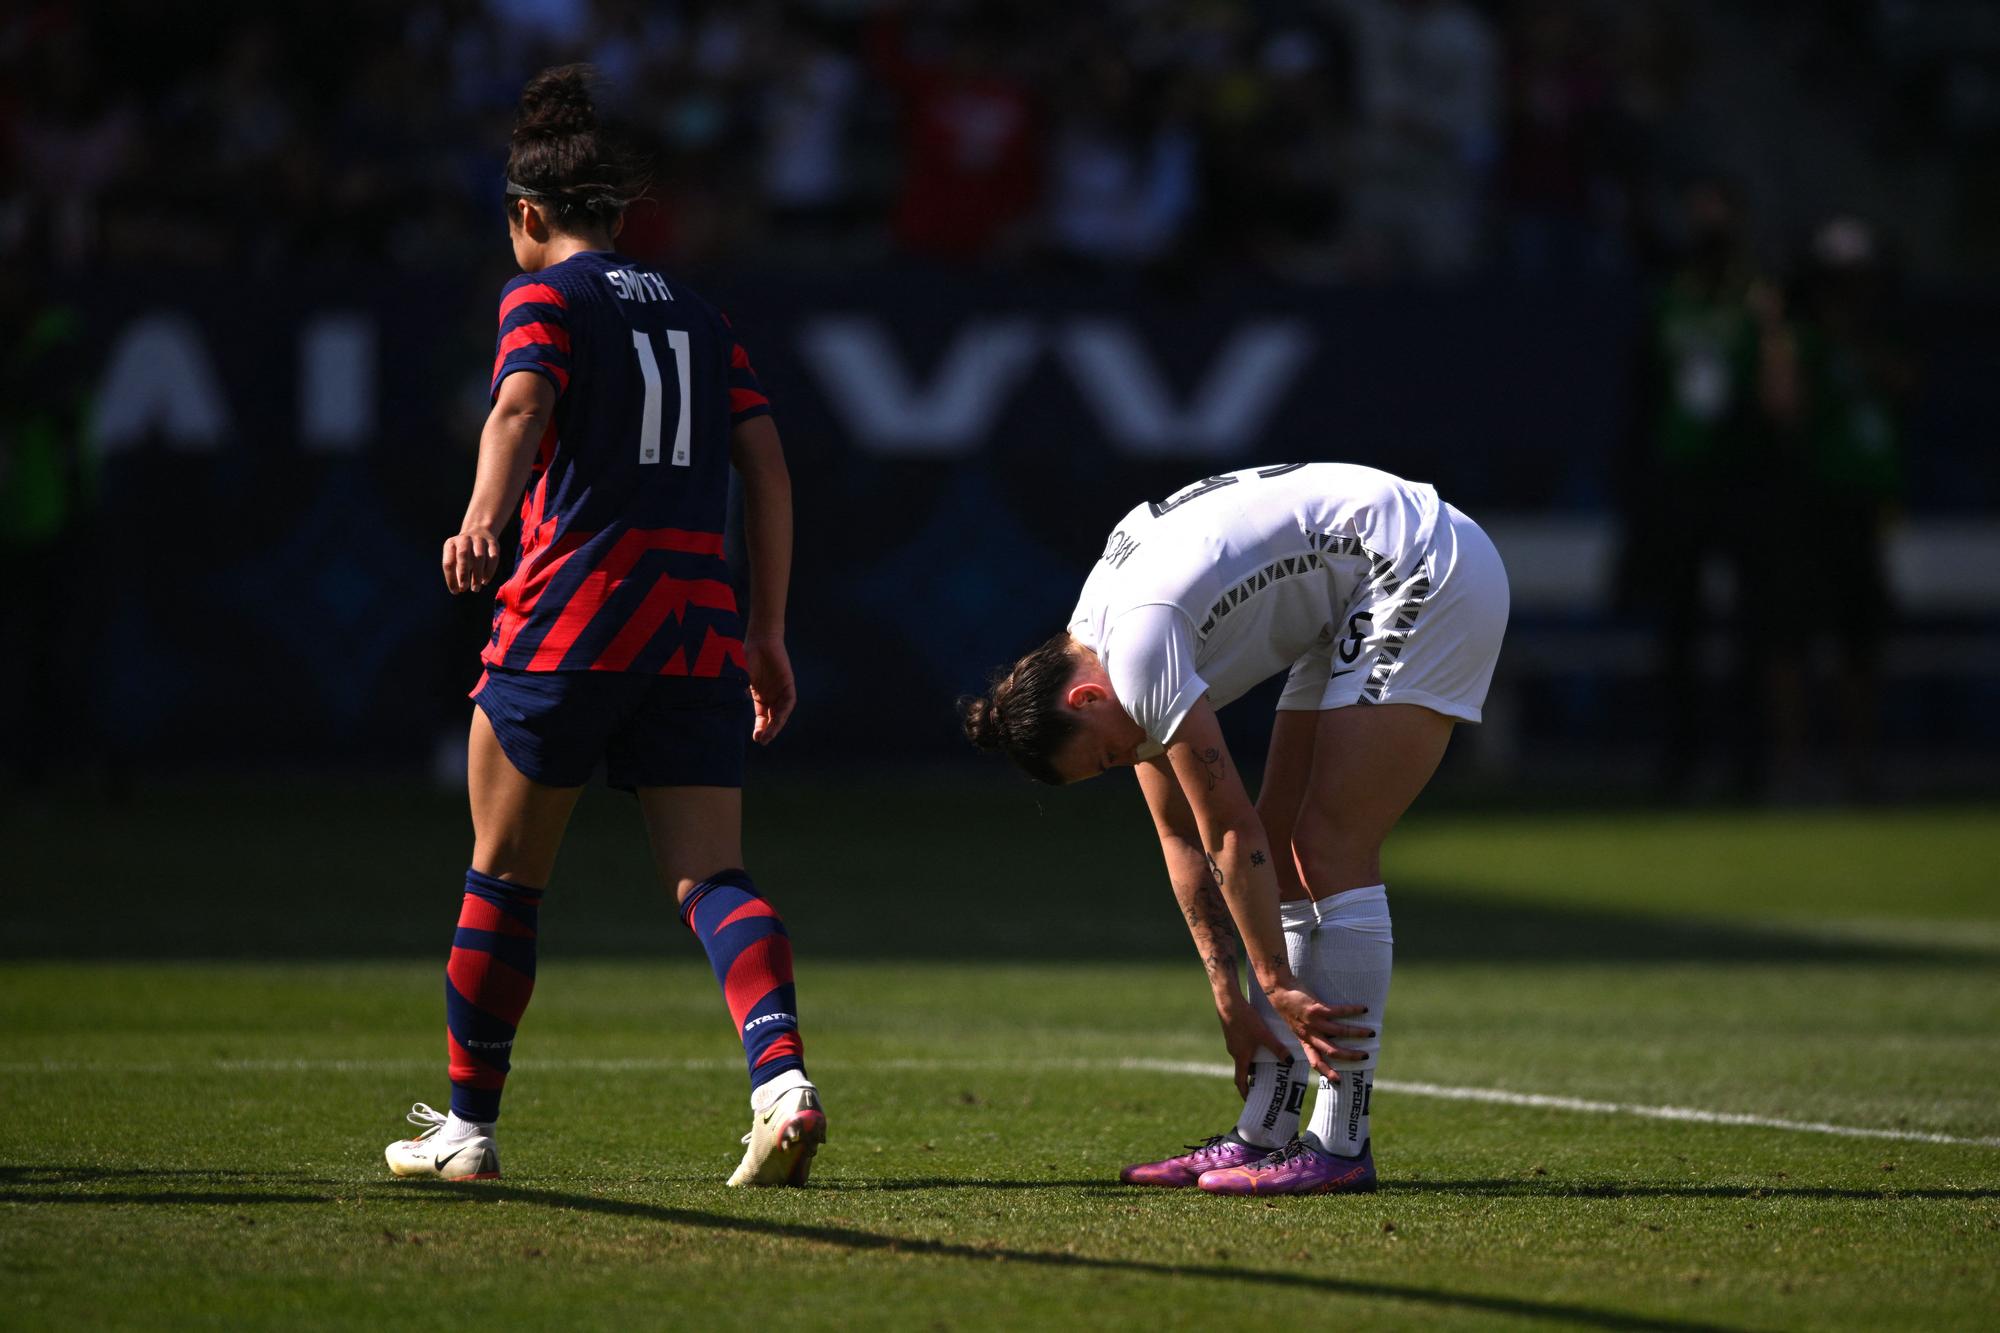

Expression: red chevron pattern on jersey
xmin=491 ymin=281 xmax=571 ymax=395
xmin=482 ymin=253 xmax=769 ymax=677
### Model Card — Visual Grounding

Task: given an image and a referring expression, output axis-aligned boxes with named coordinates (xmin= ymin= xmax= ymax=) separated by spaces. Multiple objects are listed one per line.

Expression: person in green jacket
xmin=1765 ymin=216 xmax=1913 ymax=801
xmin=1620 ymin=176 xmax=1794 ymax=799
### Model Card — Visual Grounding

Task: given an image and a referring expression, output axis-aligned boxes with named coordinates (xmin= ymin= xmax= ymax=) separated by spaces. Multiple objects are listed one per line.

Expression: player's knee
xmin=470 ymin=838 xmax=556 ymax=888
xmin=670 ymin=865 xmax=751 ymax=907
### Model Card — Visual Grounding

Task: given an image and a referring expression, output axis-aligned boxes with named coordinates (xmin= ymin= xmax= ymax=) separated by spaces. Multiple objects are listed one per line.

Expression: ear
xmin=1063 ymin=680 xmax=1105 ymax=711
xmin=610 ymin=212 xmax=625 ymax=241
xmin=519 ymin=200 xmax=551 ymax=242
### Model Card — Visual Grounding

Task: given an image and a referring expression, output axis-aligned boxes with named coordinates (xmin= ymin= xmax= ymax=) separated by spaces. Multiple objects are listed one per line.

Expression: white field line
xmin=1115 ymin=1059 xmax=2000 ymax=1148
xmin=4 ymin=1052 xmax=1996 ymax=1150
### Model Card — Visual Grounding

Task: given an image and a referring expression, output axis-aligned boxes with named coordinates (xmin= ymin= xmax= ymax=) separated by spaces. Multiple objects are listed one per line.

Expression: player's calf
xmin=445 ymin=869 xmax=544 ymax=1124
xmin=1298 ymin=885 xmax=1391 ymax=1160
xmin=680 ymin=870 xmax=807 ymax=1087
xmin=682 ymin=871 xmax=826 ymax=1184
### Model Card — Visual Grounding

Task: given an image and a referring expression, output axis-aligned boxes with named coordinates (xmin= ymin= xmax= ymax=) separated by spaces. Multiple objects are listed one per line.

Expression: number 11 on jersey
xmin=631 ymin=329 xmax=692 ymax=467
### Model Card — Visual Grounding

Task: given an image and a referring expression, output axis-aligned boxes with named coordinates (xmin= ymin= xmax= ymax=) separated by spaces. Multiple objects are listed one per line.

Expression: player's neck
xmin=534 ymin=231 xmax=617 ymax=269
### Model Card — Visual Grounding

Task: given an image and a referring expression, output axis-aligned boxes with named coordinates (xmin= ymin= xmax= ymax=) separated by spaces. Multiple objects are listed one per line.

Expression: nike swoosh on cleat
xmin=1329 ymin=668 xmax=1357 ymax=679
xmin=435 ymin=1147 xmax=468 ymax=1172
xmin=763 ymin=1094 xmax=814 ymax=1126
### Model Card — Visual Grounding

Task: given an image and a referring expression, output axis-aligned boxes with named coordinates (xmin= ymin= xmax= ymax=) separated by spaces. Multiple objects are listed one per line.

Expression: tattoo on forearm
xmin=1198 ymin=746 xmax=1226 ymax=792
xmin=1180 ymin=875 xmax=1241 ymax=985
xmin=1191 ymin=877 xmax=1235 ymax=938
xmin=1205 ymin=852 xmax=1225 ymax=888
xmin=1251 ymin=850 xmax=1267 ymax=867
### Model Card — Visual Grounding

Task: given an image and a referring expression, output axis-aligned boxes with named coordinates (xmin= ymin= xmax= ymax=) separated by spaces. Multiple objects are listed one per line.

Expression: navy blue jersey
xmin=482 ymin=251 xmax=771 ymax=675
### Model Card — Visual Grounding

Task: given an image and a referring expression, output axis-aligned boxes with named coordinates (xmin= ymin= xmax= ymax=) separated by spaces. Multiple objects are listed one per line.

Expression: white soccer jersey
xmin=1068 ymin=463 xmax=1441 ymax=749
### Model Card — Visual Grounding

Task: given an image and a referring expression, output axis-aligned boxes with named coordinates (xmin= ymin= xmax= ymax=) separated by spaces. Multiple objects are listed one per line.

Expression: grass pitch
xmin=5 ymin=778 xmax=1998 ymax=1330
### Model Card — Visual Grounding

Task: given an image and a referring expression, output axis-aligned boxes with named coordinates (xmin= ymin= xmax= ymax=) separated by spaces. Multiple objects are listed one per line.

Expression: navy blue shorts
xmin=471 ymin=668 xmax=751 ymax=790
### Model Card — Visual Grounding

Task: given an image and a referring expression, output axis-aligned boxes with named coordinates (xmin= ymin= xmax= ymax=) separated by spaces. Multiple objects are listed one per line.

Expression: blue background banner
xmin=50 ymin=269 xmax=2000 ymax=770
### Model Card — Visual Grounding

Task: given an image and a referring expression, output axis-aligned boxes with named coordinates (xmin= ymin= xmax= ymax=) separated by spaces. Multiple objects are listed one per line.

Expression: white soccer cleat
xmin=384 ymin=1103 xmax=501 ymax=1181
xmin=726 ymin=1082 xmax=827 ymax=1187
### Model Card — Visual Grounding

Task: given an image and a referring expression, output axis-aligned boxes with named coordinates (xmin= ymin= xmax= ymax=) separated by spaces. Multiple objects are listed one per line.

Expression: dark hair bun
xmin=962 ymin=632 xmax=1080 ymax=784
xmin=506 ymin=65 xmax=646 ymax=229
xmin=959 ymin=694 xmax=1003 ymax=751
xmin=515 ymin=64 xmax=599 ymax=143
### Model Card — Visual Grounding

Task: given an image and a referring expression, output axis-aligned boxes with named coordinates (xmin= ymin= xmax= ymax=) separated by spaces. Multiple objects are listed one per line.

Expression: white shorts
xmin=1276 ymin=503 xmax=1509 ymax=722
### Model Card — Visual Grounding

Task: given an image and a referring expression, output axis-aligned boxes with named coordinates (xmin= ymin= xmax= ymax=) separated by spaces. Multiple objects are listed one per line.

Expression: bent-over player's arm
xmin=1137 ymin=757 xmax=1283 ymax=1096
xmin=444 ymin=371 xmax=556 ymax=594
xmin=730 ymin=414 xmax=796 ymax=742
xmin=1137 ymin=757 xmax=1244 ymax=998
xmin=1163 ymin=697 xmax=1373 ymax=1081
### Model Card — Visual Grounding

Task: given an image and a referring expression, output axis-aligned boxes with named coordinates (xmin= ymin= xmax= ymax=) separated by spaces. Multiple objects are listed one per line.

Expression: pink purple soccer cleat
xmin=1119 ymin=1133 xmax=1267 ymax=1187
xmin=1197 ymin=1137 xmax=1378 ymax=1196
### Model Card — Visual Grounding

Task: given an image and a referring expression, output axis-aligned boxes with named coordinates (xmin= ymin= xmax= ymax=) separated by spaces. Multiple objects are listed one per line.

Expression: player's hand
xmin=442 ymin=528 xmax=501 ymax=594
xmin=745 ymin=633 xmax=796 ymax=745
xmin=1263 ymin=984 xmax=1372 ymax=1083
xmin=1215 ymin=996 xmax=1284 ymax=1100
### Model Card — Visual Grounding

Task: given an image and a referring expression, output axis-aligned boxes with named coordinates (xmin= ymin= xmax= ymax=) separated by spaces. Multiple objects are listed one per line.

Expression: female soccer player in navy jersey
xmin=384 ymin=66 xmax=824 ymax=1187
xmin=963 ymin=463 xmax=1508 ymax=1195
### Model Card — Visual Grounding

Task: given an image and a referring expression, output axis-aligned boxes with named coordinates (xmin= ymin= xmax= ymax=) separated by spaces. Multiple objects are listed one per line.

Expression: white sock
xmin=1300 ymin=885 xmax=1392 ymax=1158
xmin=752 ymin=1066 xmax=814 ymax=1111
xmin=1234 ymin=899 xmax=1316 ymax=1148
xmin=441 ymin=1111 xmax=493 ymax=1142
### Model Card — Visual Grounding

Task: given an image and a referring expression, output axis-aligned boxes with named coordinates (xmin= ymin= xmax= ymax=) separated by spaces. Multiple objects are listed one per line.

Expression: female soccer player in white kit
xmin=962 ymin=462 xmax=1508 ymax=1194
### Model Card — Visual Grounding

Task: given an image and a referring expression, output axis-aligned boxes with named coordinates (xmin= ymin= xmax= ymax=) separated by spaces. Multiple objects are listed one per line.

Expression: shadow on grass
xmin=1392 ymin=1179 xmax=2000 ymax=1203
xmin=0 ymin=1191 xmax=331 ymax=1205
xmin=0 ymin=1164 xmax=341 ymax=1206
xmin=637 ymin=1173 xmax=2000 ymax=1203
xmin=819 ymin=1177 xmax=1132 ymax=1192
xmin=395 ymin=1180 xmax=1735 ymax=1332
xmin=1383 ymin=890 xmax=1995 ymax=966
xmin=781 ymin=886 xmax=1997 ymax=967
xmin=0 ymin=1165 xmax=338 ymax=1185
xmin=12 ymin=884 xmax=1991 ymax=967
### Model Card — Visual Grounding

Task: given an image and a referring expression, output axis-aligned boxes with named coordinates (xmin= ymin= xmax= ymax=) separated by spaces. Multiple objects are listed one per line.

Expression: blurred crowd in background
xmin=7 ymin=0 xmax=2000 ymax=281
xmin=2 ymin=0 xmax=1995 ymax=802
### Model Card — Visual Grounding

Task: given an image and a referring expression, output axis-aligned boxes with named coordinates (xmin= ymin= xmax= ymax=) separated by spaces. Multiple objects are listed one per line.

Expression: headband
xmin=506 ymin=179 xmax=631 ymax=204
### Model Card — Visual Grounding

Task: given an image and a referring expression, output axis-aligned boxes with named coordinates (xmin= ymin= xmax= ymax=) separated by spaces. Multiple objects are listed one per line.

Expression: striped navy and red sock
xmin=445 ymin=868 xmax=542 ymax=1123
xmin=680 ymin=870 xmax=806 ymax=1090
